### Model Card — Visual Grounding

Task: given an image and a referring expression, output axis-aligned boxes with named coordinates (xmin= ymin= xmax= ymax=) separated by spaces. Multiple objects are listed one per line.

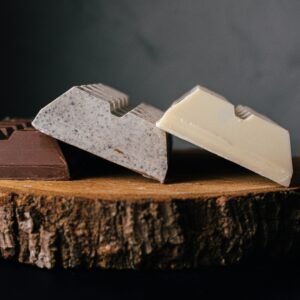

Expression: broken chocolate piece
xmin=156 ymin=85 xmax=293 ymax=187
xmin=0 ymin=119 xmax=69 ymax=180
xmin=32 ymin=83 xmax=170 ymax=182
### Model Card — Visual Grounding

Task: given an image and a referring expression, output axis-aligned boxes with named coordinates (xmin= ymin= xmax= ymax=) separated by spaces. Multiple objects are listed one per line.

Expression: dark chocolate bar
xmin=0 ymin=119 xmax=69 ymax=180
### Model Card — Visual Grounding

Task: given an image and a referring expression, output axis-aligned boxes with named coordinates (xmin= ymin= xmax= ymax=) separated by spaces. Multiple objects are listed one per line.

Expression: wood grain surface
xmin=0 ymin=150 xmax=299 ymax=269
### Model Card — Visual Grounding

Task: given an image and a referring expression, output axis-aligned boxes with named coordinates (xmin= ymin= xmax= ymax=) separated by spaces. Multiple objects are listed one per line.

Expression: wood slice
xmin=0 ymin=150 xmax=299 ymax=269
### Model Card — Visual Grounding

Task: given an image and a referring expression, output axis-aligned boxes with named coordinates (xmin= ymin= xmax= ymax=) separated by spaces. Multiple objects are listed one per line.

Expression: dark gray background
xmin=7 ymin=0 xmax=300 ymax=153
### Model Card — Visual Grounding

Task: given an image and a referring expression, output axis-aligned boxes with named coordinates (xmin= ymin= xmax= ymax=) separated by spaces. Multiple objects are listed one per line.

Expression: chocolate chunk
xmin=32 ymin=83 xmax=170 ymax=182
xmin=156 ymin=85 xmax=293 ymax=187
xmin=0 ymin=119 xmax=69 ymax=180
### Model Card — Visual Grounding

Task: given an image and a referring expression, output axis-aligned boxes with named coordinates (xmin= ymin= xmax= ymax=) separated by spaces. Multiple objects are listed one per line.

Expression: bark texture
xmin=0 ymin=189 xmax=300 ymax=269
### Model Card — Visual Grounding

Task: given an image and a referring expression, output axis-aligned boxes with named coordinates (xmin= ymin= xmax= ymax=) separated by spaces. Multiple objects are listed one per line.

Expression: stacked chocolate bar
xmin=0 ymin=119 xmax=69 ymax=180
xmin=0 ymin=83 xmax=293 ymax=187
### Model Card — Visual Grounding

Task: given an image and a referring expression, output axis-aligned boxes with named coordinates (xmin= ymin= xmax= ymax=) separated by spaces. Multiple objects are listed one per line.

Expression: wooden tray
xmin=0 ymin=150 xmax=299 ymax=269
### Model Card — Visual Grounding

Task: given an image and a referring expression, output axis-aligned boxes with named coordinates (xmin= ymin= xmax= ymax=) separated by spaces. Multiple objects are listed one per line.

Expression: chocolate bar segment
xmin=32 ymin=83 xmax=170 ymax=183
xmin=0 ymin=119 xmax=69 ymax=180
xmin=156 ymin=85 xmax=293 ymax=187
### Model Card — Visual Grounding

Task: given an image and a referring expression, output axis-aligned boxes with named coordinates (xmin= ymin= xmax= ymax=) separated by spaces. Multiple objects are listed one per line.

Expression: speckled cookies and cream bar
xmin=33 ymin=83 xmax=170 ymax=182
xmin=156 ymin=85 xmax=293 ymax=187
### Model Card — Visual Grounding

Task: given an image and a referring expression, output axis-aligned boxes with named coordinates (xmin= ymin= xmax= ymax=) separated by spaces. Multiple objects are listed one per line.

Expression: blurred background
xmin=6 ymin=0 xmax=300 ymax=153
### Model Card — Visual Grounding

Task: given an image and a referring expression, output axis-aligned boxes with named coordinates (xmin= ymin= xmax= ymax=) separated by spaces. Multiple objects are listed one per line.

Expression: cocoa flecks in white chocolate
xmin=32 ymin=83 xmax=170 ymax=182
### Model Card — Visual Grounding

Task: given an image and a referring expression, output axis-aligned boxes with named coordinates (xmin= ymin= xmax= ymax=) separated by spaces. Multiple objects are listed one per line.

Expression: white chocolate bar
xmin=157 ymin=85 xmax=293 ymax=187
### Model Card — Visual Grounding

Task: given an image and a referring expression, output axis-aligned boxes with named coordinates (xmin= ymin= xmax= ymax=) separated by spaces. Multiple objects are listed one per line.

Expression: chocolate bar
xmin=156 ymin=85 xmax=293 ymax=187
xmin=32 ymin=83 xmax=170 ymax=182
xmin=0 ymin=119 xmax=69 ymax=180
